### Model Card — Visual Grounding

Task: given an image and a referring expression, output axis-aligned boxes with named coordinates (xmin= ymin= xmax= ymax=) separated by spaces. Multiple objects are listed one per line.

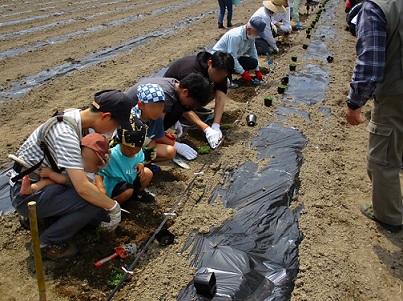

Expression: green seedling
xmin=107 ymin=270 xmax=124 ymax=287
xmin=197 ymin=145 xmax=211 ymax=154
xmin=220 ymin=124 xmax=232 ymax=130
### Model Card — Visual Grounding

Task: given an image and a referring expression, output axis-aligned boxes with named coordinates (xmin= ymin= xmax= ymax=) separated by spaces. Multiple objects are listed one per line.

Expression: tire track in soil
xmin=0 ymin=0 xmax=214 ymax=85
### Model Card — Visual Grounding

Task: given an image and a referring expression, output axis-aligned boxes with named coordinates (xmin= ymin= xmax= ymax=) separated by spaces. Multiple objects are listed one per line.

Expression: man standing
xmin=212 ymin=16 xmax=266 ymax=84
xmin=10 ymin=90 xmax=132 ymax=259
xmin=164 ymin=51 xmax=234 ymax=149
xmin=346 ymin=0 xmax=403 ymax=233
xmin=252 ymin=0 xmax=287 ymax=55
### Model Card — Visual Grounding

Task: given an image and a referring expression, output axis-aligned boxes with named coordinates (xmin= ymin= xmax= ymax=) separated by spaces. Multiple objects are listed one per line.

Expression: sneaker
xmin=360 ymin=203 xmax=402 ymax=233
xmin=144 ymin=163 xmax=161 ymax=172
xmin=30 ymin=242 xmax=80 ymax=260
xmin=133 ymin=190 xmax=155 ymax=203
xmin=19 ymin=214 xmax=30 ymax=230
xmin=218 ymin=22 xmax=224 ymax=29
xmin=227 ymin=22 xmax=233 ymax=28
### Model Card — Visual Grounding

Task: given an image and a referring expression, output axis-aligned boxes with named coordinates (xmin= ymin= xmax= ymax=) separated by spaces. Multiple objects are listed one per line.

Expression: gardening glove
xmin=241 ymin=71 xmax=252 ymax=82
xmin=172 ymin=121 xmax=183 ymax=139
xmin=204 ymin=124 xmax=222 ymax=149
xmin=174 ymin=142 xmax=197 ymax=160
xmin=100 ymin=200 xmax=121 ymax=231
xmin=255 ymin=70 xmax=263 ymax=80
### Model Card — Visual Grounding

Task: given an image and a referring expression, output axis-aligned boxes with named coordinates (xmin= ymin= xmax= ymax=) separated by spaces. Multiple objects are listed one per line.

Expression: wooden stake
xmin=28 ymin=201 xmax=47 ymax=301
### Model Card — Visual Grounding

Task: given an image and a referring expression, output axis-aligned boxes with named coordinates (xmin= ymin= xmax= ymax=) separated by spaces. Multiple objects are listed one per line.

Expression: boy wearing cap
xmin=164 ymin=51 xmax=235 ymax=149
xmin=212 ymin=16 xmax=267 ymax=83
xmin=20 ymin=133 xmax=110 ymax=195
xmin=252 ymin=0 xmax=287 ymax=55
xmin=9 ymin=90 xmax=132 ymax=260
xmin=126 ymin=75 xmax=210 ymax=161
xmin=96 ymin=117 xmax=154 ymax=204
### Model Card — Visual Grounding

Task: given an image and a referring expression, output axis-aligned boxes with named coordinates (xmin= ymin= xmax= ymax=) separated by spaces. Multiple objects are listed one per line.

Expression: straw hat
xmin=263 ymin=0 xmax=287 ymax=14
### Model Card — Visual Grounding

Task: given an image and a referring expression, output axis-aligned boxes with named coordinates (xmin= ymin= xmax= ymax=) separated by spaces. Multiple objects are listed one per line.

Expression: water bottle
xmin=266 ymin=52 xmax=273 ymax=65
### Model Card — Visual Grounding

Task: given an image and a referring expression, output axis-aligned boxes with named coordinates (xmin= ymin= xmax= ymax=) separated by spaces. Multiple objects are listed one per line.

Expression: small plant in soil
xmin=289 ymin=63 xmax=297 ymax=71
xmin=220 ymin=123 xmax=232 ymax=130
xmin=281 ymin=76 xmax=289 ymax=85
xmin=278 ymin=85 xmax=287 ymax=94
xmin=291 ymin=55 xmax=297 ymax=62
xmin=197 ymin=145 xmax=211 ymax=154
xmin=303 ymin=43 xmax=309 ymax=49
xmin=107 ymin=269 xmax=124 ymax=287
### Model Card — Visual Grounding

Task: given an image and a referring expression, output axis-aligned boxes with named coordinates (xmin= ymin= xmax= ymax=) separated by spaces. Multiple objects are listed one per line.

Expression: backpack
xmin=10 ymin=111 xmax=80 ymax=183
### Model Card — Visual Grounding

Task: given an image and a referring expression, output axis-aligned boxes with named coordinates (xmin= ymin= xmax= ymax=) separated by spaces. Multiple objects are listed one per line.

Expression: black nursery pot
xmin=307 ymin=34 xmax=311 ymax=39
xmin=155 ymin=229 xmax=175 ymax=246
xmin=327 ymin=56 xmax=334 ymax=63
xmin=264 ymin=97 xmax=273 ymax=107
xmin=289 ymin=64 xmax=297 ymax=71
xmin=194 ymin=272 xmax=216 ymax=297
xmin=303 ymin=44 xmax=309 ymax=49
xmin=291 ymin=56 xmax=297 ymax=62
xmin=143 ymin=147 xmax=154 ymax=162
xmin=278 ymin=86 xmax=286 ymax=94
xmin=281 ymin=76 xmax=289 ymax=85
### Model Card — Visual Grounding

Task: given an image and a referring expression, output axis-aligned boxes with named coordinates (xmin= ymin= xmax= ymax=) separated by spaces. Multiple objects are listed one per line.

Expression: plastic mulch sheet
xmin=0 ymin=166 xmax=14 ymax=215
xmin=177 ymin=122 xmax=306 ymax=300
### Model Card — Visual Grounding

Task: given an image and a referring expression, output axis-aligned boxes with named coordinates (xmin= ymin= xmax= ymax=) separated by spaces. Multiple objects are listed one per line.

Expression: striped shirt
xmin=16 ymin=109 xmax=84 ymax=171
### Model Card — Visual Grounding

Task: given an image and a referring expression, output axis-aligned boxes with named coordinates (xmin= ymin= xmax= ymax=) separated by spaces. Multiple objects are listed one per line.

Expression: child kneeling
xmin=96 ymin=117 xmax=154 ymax=204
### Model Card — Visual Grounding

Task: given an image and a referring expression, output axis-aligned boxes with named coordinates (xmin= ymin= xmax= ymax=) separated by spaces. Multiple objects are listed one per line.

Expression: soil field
xmin=0 ymin=0 xmax=402 ymax=300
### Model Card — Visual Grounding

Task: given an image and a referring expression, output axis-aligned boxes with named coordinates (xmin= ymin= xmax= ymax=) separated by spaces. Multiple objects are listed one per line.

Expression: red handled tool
xmin=95 ymin=243 xmax=137 ymax=267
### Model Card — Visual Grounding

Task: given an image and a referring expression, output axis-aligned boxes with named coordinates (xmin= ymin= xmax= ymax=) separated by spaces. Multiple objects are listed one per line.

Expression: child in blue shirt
xmin=96 ymin=116 xmax=154 ymax=204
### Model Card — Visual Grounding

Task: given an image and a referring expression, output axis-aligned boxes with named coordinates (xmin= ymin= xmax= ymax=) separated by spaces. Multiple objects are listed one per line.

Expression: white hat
xmin=263 ymin=0 xmax=287 ymax=14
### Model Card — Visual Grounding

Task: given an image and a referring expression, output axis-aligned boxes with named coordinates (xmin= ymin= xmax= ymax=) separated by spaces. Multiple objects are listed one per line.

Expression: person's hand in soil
xmin=255 ymin=70 xmax=263 ymax=80
xmin=204 ymin=123 xmax=222 ymax=149
xmin=242 ymin=71 xmax=252 ymax=82
xmin=136 ymin=163 xmax=145 ymax=181
xmin=346 ymin=106 xmax=365 ymax=125
xmin=174 ymin=142 xmax=197 ymax=160
xmin=100 ymin=200 xmax=121 ymax=231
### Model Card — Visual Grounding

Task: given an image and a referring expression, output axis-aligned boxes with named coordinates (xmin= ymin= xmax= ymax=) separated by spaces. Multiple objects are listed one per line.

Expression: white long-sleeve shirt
xmin=212 ymin=25 xmax=260 ymax=75
xmin=252 ymin=7 xmax=278 ymax=51
xmin=272 ymin=7 xmax=292 ymax=33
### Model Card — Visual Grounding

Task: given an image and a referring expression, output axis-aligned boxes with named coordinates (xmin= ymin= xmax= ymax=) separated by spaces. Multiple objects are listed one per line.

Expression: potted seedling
xmin=143 ymin=146 xmax=155 ymax=163
xmin=306 ymin=28 xmax=311 ymax=34
xmin=291 ymin=55 xmax=298 ymax=62
xmin=278 ymin=84 xmax=287 ymax=94
xmin=264 ymin=96 xmax=273 ymax=107
xmin=281 ymin=76 xmax=289 ymax=85
xmin=303 ymin=43 xmax=309 ymax=49
xmin=289 ymin=63 xmax=297 ymax=71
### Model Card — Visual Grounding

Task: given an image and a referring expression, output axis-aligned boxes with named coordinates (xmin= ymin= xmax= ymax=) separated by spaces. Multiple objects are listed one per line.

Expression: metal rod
xmin=28 ymin=201 xmax=47 ymax=301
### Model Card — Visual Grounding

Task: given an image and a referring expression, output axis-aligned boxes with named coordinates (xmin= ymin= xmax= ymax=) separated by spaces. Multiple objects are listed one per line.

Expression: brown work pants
xmin=367 ymin=94 xmax=403 ymax=226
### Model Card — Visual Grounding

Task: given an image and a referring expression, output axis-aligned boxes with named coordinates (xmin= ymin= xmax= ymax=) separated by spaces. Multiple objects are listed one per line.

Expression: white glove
xmin=100 ymin=200 xmax=121 ymax=231
xmin=173 ymin=121 xmax=183 ymax=139
xmin=204 ymin=123 xmax=222 ymax=149
xmin=174 ymin=142 xmax=197 ymax=160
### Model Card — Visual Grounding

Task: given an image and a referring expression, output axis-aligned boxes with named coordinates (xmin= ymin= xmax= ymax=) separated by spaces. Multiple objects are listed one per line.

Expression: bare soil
xmin=0 ymin=0 xmax=402 ymax=301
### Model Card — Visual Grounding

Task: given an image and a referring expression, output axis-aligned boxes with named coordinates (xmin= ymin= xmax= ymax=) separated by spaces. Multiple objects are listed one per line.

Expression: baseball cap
xmin=263 ymin=0 xmax=287 ymax=14
xmin=249 ymin=16 xmax=267 ymax=33
xmin=136 ymin=83 xmax=165 ymax=104
xmin=81 ymin=133 xmax=109 ymax=163
xmin=92 ymin=89 xmax=132 ymax=130
xmin=115 ymin=116 xmax=147 ymax=148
